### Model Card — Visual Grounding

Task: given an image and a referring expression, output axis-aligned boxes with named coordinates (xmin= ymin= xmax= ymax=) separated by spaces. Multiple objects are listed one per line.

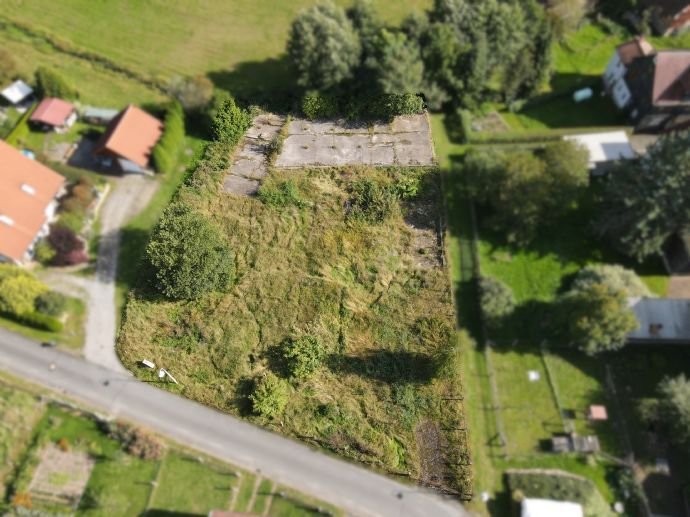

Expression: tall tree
xmin=287 ymin=1 xmax=361 ymax=91
xmin=598 ymin=131 xmax=690 ymax=261
xmin=657 ymin=374 xmax=690 ymax=448
xmin=368 ymin=30 xmax=424 ymax=95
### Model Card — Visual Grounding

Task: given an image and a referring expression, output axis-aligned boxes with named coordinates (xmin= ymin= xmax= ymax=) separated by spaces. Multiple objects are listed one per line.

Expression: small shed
xmin=30 ymin=98 xmax=77 ymax=132
xmin=521 ymin=498 xmax=584 ymax=517
xmin=1 ymin=80 xmax=34 ymax=105
xmin=563 ymin=131 xmax=636 ymax=174
xmin=587 ymin=405 xmax=608 ymax=421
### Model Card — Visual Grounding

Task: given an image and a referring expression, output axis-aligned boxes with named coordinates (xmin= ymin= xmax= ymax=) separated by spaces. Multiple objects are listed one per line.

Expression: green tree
xmin=211 ymin=95 xmax=251 ymax=145
xmin=541 ymin=140 xmax=589 ymax=208
xmin=146 ymin=203 xmax=234 ymax=300
xmin=250 ymin=373 xmax=290 ymax=417
xmin=287 ymin=1 xmax=361 ymax=90
xmin=572 ymin=264 xmax=651 ymax=298
xmin=546 ymin=0 xmax=588 ymax=39
xmin=598 ymin=131 xmax=690 ymax=261
xmin=557 ymin=283 xmax=637 ymax=355
xmin=657 ymin=374 xmax=690 ymax=447
xmin=479 ymin=276 xmax=515 ymax=326
xmin=369 ymin=30 xmax=424 ymax=95
xmin=34 ymin=67 xmax=78 ymax=99
xmin=282 ymin=335 xmax=326 ymax=380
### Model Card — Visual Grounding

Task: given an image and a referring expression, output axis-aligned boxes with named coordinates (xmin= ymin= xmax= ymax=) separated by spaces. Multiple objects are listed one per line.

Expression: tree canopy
xmin=479 ymin=276 xmax=516 ymax=326
xmin=572 ymin=264 xmax=651 ymax=298
xmin=34 ymin=67 xmax=78 ymax=100
xmin=146 ymin=203 xmax=234 ymax=300
xmin=287 ymin=1 xmax=361 ymax=91
xmin=598 ymin=131 xmax=690 ymax=261
xmin=656 ymin=374 xmax=690 ymax=448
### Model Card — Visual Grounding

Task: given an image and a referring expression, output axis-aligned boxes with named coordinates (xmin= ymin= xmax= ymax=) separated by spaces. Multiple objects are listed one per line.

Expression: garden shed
xmin=30 ymin=98 xmax=77 ymax=132
xmin=563 ymin=131 xmax=635 ymax=174
xmin=1 ymin=79 xmax=33 ymax=105
xmin=521 ymin=498 xmax=583 ymax=517
xmin=627 ymin=297 xmax=690 ymax=344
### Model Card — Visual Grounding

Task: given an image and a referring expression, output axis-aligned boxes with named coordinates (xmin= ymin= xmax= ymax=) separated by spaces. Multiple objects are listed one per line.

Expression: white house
xmin=603 ymin=37 xmax=655 ymax=109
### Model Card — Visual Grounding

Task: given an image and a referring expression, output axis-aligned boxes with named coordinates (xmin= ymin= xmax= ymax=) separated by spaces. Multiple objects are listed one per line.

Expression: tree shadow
xmin=207 ymin=56 xmax=298 ymax=112
xmin=326 ymin=350 xmax=437 ymax=384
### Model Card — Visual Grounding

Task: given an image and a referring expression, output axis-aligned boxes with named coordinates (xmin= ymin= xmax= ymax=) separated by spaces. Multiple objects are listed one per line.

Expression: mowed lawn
xmin=0 ymin=0 xmax=429 ymax=101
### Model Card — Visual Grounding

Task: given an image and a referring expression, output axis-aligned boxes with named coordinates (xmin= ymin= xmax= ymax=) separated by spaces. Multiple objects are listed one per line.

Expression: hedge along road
xmin=0 ymin=328 xmax=468 ymax=517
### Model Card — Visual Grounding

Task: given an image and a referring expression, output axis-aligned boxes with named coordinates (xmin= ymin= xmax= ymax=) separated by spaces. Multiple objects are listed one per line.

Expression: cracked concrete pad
xmin=370 ymin=145 xmax=396 ymax=165
xmin=275 ymin=134 xmax=318 ymax=167
xmin=396 ymin=144 xmax=435 ymax=166
xmin=224 ymin=174 xmax=260 ymax=196
xmin=391 ymin=113 xmax=428 ymax=133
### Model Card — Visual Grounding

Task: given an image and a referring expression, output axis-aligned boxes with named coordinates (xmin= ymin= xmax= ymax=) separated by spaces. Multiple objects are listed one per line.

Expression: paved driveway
xmin=0 ymin=328 xmax=467 ymax=517
xmin=41 ymin=173 xmax=159 ymax=373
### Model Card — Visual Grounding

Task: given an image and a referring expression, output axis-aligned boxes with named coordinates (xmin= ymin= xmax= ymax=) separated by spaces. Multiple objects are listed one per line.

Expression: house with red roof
xmin=93 ymin=105 xmax=163 ymax=173
xmin=30 ymin=98 xmax=77 ymax=132
xmin=603 ymin=37 xmax=690 ymax=132
xmin=641 ymin=0 xmax=690 ymax=35
xmin=0 ymin=140 xmax=65 ymax=264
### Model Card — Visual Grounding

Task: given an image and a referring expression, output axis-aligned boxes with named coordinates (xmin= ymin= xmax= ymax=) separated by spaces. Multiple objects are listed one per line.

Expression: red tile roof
xmin=0 ymin=140 xmax=65 ymax=262
xmin=30 ymin=98 xmax=76 ymax=127
xmin=94 ymin=105 xmax=163 ymax=168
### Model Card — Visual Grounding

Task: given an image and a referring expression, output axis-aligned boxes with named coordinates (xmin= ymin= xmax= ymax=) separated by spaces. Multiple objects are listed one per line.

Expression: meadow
xmin=118 ymin=165 xmax=468 ymax=494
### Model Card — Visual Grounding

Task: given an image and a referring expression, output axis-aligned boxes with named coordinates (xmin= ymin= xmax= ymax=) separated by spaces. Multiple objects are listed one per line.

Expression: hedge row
xmin=0 ymin=16 xmax=166 ymax=93
xmin=2 ymin=310 xmax=63 ymax=332
xmin=301 ymin=91 xmax=425 ymax=122
xmin=152 ymin=101 xmax=185 ymax=174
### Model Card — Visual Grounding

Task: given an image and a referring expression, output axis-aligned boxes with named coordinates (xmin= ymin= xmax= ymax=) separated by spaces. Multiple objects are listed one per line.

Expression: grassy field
xmin=0 ymin=0 xmax=429 ymax=107
xmin=118 ymin=164 xmax=466 ymax=493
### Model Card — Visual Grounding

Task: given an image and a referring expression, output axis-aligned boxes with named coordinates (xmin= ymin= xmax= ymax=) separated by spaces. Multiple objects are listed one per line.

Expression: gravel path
xmin=41 ymin=174 xmax=159 ymax=373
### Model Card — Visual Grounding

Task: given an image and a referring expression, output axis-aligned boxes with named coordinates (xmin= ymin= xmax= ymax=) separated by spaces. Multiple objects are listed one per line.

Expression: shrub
xmin=152 ymin=101 xmax=185 ymax=174
xmin=71 ymin=183 xmax=95 ymax=206
xmin=258 ymin=180 xmax=305 ymax=208
xmin=167 ymin=75 xmax=214 ymax=111
xmin=282 ymin=334 xmax=326 ymax=380
xmin=33 ymin=239 xmax=56 ymax=264
xmin=61 ymin=197 xmax=87 ymax=215
xmin=373 ymin=93 xmax=424 ymax=119
xmin=57 ymin=438 xmax=70 ymax=452
xmin=56 ymin=211 xmax=84 ymax=233
xmin=250 ymin=373 xmax=289 ymax=417
xmin=571 ymin=264 xmax=651 ymax=298
xmin=0 ymin=267 xmax=48 ymax=316
xmin=35 ymin=291 xmax=68 ymax=317
xmin=105 ymin=422 xmax=164 ymax=460
xmin=211 ymin=95 xmax=251 ymax=145
xmin=34 ymin=66 xmax=78 ymax=99
xmin=48 ymin=225 xmax=87 ymax=266
xmin=146 ymin=202 xmax=235 ymax=300
xmin=479 ymin=276 xmax=516 ymax=326
xmin=15 ymin=311 xmax=63 ymax=332
xmin=301 ymin=91 xmax=339 ymax=120
xmin=347 ymin=179 xmax=398 ymax=224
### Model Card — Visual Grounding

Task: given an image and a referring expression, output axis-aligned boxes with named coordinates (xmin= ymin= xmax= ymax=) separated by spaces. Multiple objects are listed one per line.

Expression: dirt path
xmin=40 ymin=173 xmax=159 ymax=373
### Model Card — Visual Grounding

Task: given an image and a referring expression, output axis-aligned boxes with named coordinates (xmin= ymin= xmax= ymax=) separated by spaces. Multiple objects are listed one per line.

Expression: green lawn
xmin=0 ymin=0 xmax=429 ymax=106
xmin=251 ymin=478 xmax=274 ymax=515
xmin=233 ymin=472 xmax=257 ymax=512
xmin=150 ymin=452 xmax=236 ymax=513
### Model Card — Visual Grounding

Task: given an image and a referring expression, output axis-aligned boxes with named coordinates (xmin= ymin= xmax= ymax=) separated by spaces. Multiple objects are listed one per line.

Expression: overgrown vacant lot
xmin=118 ymin=166 xmax=467 ymax=491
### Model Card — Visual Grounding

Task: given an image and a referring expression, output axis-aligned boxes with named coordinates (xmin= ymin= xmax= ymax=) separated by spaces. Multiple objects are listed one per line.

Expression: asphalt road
xmin=0 ymin=328 xmax=467 ymax=517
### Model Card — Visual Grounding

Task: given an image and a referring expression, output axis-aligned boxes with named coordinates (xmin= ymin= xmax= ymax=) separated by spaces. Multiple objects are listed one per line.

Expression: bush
xmin=56 ymin=211 xmax=84 ymax=233
xmin=347 ymin=179 xmax=398 ymax=224
xmin=479 ymin=276 xmax=516 ymax=326
xmin=47 ymin=225 xmax=87 ymax=266
xmin=571 ymin=264 xmax=651 ymax=298
xmin=250 ymin=373 xmax=290 ymax=417
xmin=301 ymin=91 xmax=339 ymax=120
xmin=34 ymin=66 xmax=78 ymax=99
xmin=14 ymin=311 xmax=63 ymax=332
xmin=373 ymin=93 xmax=424 ymax=119
xmin=167 ymin=75 xmax=214 ymax=112
xmin=0 ymin=266 xmax=48 ymax=316
xmin=282 ymin=334 xmax=326 ymax=380
xmin=34 ymin=291 xmax=68 ymax=317
xmin=33 ymin=239 xmax=56 ymax=264
xmin=152 ymin=101 xmax=185 ymax=174
xmin=211 ymin=95 xmax=251 ymax=146
xmin=105 ymin=422 xmax=164 ymax=460
xmin=146 ymin=202 xmax=235 ymax=300
xmin=258 ymin=180 xmax=305 ymax=208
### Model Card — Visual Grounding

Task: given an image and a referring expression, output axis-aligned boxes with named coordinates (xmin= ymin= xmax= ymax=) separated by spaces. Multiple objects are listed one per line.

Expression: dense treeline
xmin=152 ymin=101 xmax=186 ymax=174
xmin=287 ymin=0 xmax=553 ymax=119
